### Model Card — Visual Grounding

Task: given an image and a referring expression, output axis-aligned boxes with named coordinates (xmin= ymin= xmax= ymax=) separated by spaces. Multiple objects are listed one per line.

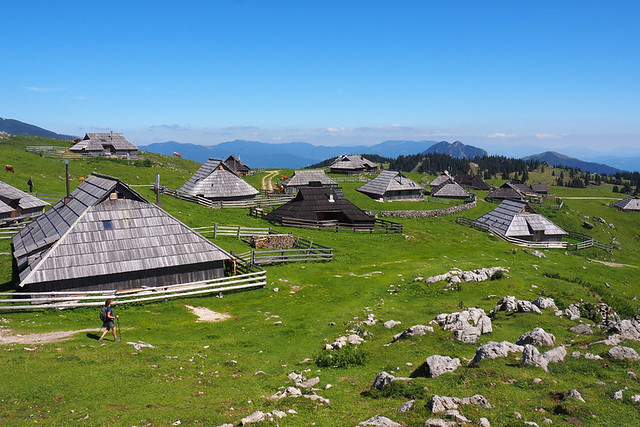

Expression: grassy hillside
xmin=1 ymin=136 xmax=639 ymax=425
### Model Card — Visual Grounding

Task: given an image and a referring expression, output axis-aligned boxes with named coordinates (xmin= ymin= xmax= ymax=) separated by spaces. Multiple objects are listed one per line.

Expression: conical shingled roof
xmin=430 ymin=172 xmax=453 ymax=187
xmin=357 ymin=170 xmax=424 ymax=198
xmin=430 ymin=181 xmax=471 ymax=199
xmin=179 ymin=158 xmax=258 ymax=200
xmin=613 ymin=195 xmax=640 ymax=211
xmin=13 ymin=173 xmax=233 ymax=291
xmin=329 ymin=155 xmax=378 ymax=171
xmin=474 ymin=199 xmax=566 ymax=239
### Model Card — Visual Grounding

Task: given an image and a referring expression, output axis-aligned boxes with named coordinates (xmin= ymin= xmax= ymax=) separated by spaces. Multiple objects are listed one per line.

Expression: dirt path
xmin=185 ymin=305 xmax=231 ymax=322
xmin=261 ymin=170 xmax=280 ymax=191
xmin=588 ymin=259 xmax=638 ymax=268
xmin=0 ymin=327 xmax=98 ymax=345
xmin=560 ymin=197 xmax=621 ymax=200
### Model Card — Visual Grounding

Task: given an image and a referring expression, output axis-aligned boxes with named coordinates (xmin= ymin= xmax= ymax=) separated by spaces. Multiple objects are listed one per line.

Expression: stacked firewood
xmin=251 ymin=234 xmax=296 ymax=249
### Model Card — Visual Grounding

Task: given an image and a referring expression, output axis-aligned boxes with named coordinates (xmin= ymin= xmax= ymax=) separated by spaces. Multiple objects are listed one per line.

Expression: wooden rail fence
xmin=0 ymin=259 xmax=266 ymax=311
xmin=237 ymin=237 xmax=333 ymax=265
xmin=193 ymin=224 xmax=274 ymax=239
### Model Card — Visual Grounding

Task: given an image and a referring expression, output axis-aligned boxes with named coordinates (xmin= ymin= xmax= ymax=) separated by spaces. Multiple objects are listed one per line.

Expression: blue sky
xmin=2 ymin=1 xmax=639 ymax=157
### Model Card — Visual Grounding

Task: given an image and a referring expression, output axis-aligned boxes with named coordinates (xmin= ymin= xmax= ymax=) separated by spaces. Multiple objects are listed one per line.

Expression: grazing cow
xmin=77 ymin=177 xmax=85 ymax=182
xmin=173 ymin=152 xmax=181 ymax=158
xmin=5 ymin=165 xmax=14 ymax=173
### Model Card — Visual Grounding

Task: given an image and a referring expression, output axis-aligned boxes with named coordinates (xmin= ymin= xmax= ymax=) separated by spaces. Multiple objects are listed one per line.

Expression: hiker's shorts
xmin=103 ymin=320 xmax=115 ymax=330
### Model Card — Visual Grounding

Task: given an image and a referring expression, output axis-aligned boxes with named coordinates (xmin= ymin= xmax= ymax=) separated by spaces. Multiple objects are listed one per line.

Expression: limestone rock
xmin=303 ymin=393 xmax=330 ymax=405
xmin=424 ymin=419 xmax=455 ymax=427
xmin=398 ymin=400 xmax=414 ymax=413
xmin=570 ymin=324 xmax=593 ymax=335
xmin=241 ymin=411 xmax=266 ymax=425
xmin=428 ymin=394 xmax=491 ymax=413
xmin=565 ymin=304 xmax=581 ymax=320
xmin=384 ymin=320 xmax=402 ymax=329
xmin=516 ymin=328 xmax=556 ymax=347
xmin=565 ymin=389 xmax=585 ymax=403
xmin=393 ymin=324 xmax=434 ymax=342
xmin=523 ymin=344 xmax=549 ymax=372
xmin=543 ymin=346 xmax=567 ymax=363
xmin=472 ymin=340 xmax=524 ymax=365
xmin=607 ymin=345 xmax=640 ymax=361
xmin=614 ymin=390 xmax=624 ymax=400
xmin=326 ymin=334 xmax=364 ymax=350
xmin=532 ymin=297 xmax=558 ymax=310
xmin=435 ymin=307 xmax=492 ymax=343
xmin=492 ymin=296 xmax=542 ymax=315
xmin=297 ymin=376 xmax=320 ymax=388
xmin=372 ymin=371 xmax=410 ymax=390
xmin=358 ymin=415 xmax=401 ymax=426
xmin=269 ymin=386 xmax=302 ymax=401
xmin=530 ymin=250 xmax=546 ymax=258
xmin=424 ymin=355 xmax=461 ymax=378
xmin=479 ymin=417 xmax=491 ymax=427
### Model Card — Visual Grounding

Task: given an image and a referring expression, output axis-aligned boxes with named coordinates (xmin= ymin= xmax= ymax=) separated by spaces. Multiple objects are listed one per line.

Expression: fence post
xmin=237 ymin=226 xmax=241 ymax=239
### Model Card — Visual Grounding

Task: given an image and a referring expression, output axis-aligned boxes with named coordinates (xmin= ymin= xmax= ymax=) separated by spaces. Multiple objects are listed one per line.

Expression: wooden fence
xmin=237 ymin=237 xmax=333 ymax=265
xmin=0 ymin=259 xmax=266 ymax=311
xmin=193 ymin=224 xmax=273 ymax=239
xmin=0 ymin=226 xmax=23 ymax=240
xmin=26 ymin=146 xmax=83 ymax=159
xmin=456 ymin=217 xmax=612 ymax=252
xmin=150 ymin=185 xmax=294 ymax=209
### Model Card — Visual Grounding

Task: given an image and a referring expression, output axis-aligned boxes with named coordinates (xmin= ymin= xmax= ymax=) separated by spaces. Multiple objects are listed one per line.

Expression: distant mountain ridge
xmin=423 ymin=140 xmax=487 ymax=159
xmin=0 ymin=117 xmax=76 ymax=140
xmin=521 ymin=151 xmax=622 ymax=175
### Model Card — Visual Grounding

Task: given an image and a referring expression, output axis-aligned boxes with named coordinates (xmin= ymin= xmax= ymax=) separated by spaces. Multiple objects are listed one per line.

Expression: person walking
xmin=99 ymin=299 xmax=121 ymax=342
xmin=27 ymin=176 xmax=33 ymax=192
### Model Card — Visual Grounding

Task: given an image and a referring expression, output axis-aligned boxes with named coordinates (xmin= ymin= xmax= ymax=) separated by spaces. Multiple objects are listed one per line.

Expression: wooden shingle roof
xmin=282 ymin=170 xmax=338 ymax=188
xmin=430 ymin=172 xmax=453 ymax=187
xmin=179 ymin=158 xmax=258 ymax=199
xmin=0 ymin=180 xmax=49 ymax=211
xmin=430 ymin=181 xmax=471 ymax=199
xmin=357 ymin=170 xmax=424 ymax=197
xmin=224 ymin=155 xmax=250 ymax=174
xmin=329 ymin=155 xmax=378 ymax=171
xmin=474 ymin=199 xmax=566 ymax=238
xmin=455 ymin=174 xmax=491 ymax=191
xmin=613 ymin=195 xmax=640 ymax=211
xmin=70 ymin=133 xmax=138 ymax=152
xmin=267 ymin=187 xmax=373 ymax=224
xmin=13 ymin=173 xmax=232 ymax=288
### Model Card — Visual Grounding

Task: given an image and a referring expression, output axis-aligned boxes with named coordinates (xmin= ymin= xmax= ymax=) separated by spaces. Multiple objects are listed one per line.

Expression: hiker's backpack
xmin=99 ymin=306 xmax=108 ymax=322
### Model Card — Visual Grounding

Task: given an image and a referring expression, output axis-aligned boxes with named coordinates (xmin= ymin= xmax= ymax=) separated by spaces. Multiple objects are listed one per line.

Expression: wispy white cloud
xmin=488 ymin=132 xmax=518 ymax=138
xmin=26 ymin=86 xmax=64 ymax=93
xmin=149 ymin=124 xmax=191 ymax=131
xmin=223 ymin=125 xmax=260 ymax=131
xmin=535 ymin=133 xmax=561 ymax=139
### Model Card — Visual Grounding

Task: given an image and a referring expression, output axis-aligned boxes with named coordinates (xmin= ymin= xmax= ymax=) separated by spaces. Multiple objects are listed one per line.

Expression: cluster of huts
xmin=70 ymin=133 xmax=139 ymax=158
xmin=0 ymin=180 xmax=49 ymax=226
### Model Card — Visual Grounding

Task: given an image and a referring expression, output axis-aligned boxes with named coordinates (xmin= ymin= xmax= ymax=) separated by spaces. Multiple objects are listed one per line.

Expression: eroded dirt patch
xmin=588 ymin=259 xmax=638 ymax=268
xmin=0 ymin=327 xmax=96 ymax=345
xmin=185 ymin=305 xmax=231 ymax=322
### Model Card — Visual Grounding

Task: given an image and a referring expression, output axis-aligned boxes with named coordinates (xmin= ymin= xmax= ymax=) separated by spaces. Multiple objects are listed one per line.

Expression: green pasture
xmin=0 ymin=136 xmax=639 ymax=425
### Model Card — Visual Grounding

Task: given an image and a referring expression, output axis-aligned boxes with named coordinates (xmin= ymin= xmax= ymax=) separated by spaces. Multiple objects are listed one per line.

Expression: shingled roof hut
xmin=486 ymin=180 xmax=537 ymax=201
xmin=224 ymin=155 xmax=251 ymax=175
xmin=329 ymin=155 xmax=378 ymax=174
xmin=281 ymin=170 xmax=338 ymax=194
xmin=430 ymin=180 xmax=472 ymax=200
xmin=473 ymin=199 xmax=566 ymax=242
xmin=357 ymin=170 xmax=425 ymax=201
xmin=266 ymin=187 xmax=374 ymax=228
xmin=70 ymin=133 xmax=138 ymax=158
xmin=0 ymin=180 xmax=49 ymax=226
xmin=531 ymin=183 xmax=549 ymax=195
xmin=613 ymin=195 xmax=640 ymax=211
xmin=430 ymin=171 xmax=453 ymax=187
xmin=455 ymin=174 xmax=491 ymax=191
xmin=179 ymin=158 xmax=258 ymax=201
xmin=12 ymin=173 xmax=235 ymax=292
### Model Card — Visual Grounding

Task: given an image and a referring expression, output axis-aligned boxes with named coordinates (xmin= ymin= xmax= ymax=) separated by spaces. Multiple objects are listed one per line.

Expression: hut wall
xmin=20 ymin=261 xmax=225 ymax=292
xmin=383 ymin=190 xmax=424 ymax=201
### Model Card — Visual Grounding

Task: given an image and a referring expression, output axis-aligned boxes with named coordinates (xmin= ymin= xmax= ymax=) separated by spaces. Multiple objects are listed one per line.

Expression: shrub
xmin=490 ymin=270 xmax=504 ymax=280
xmin=314 ymin=345 xmax=368 ymax=368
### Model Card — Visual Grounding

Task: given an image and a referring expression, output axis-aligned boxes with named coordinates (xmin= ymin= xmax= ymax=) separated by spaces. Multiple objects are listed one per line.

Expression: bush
xmin=361 ymin=379 xmax=428 ymax=400
xmin=490 ymin=270 xmax=504 ymax=280
xmin=315 ymin=345 xmax=368 ymax=368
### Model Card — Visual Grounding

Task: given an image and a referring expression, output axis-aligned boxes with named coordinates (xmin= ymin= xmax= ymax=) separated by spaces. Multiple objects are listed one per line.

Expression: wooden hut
xmin=430 ymin=171 xmax=453 ymax=187
xmin=179 ymin=158 xmax=258 ymax=201
xmin=474 ymin=199 xmax=566 ymax=242
xmin=430 ymin=180 xmax=472 ymax=200
xmin=531 ymin=183 xmax=549 ymax=195
xmin=266 ymin=187 xmax=374 ymax=228
xmin=69 ymin=132 xmax=138 ymax=158
xmin=486 ymin=180 xmax=537 ymax=201
xmin=356 ymin=170 xmax=424 ymax=201
xmin=12 ymin=173 xmax=236 ymax=292
xmin=329 ymin=155 xmax=378 ymax=174
xmin=0 ymin=180 xmax=49 ymax=226
xmin=613 ymin=195 xmax=640 ymax=212
xmin=224 ymin=155 xmax=251 ymax=175
xmin=455 ymin=174 xmax=491 ymax=191
xmin=281 ymin=170 xmax=338 ymax=194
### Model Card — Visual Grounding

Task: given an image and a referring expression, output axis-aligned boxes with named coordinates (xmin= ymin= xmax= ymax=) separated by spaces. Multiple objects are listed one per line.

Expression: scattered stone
xmin=126 ymin=341 xmax=156 ymax=350
xmin=583 ymin=221 xmax=594 ymax=230
xmin=443 ymin=409 xmax=470 ymax=424
xmin=628 ymin=371 xmax=638 ymax=381
xmin=614 ymin=390 xmax=624 ymax=400
xmin=472 ymin=341 xmax=524 ymax=365
xmin=384 ymin=320 xmax=402 ymax=329
xmin=571 ymin=351 xmax=581 ymax=358
xmin=272 ymin=410 xmax=286 ymax=419
xmin=543 ymin=346 xmax=567 ymax=363
xmin=297 ymin=376 xmax=320 ymax=388
xmin=424 ymin=355 xmax=461 ymax=378
xmin=533 ymin=378 xmax=543 ymax=384
xmin=479 ymin=417 xmax=491 ymax=427
xmin=424 ymin=418 xmax=455 ymax=427
xmin=517 ymin=328 xmax=556 ymax=347
xmin=360 ymin=314 xmax=377 ymax=326
xmin=523 ymin=422 xmax=539 ymax=427
xmin=428 ymin=394 xmax=491 ymax=413
xmin=566 ymin=389 xmax=585 ymax=403
xmin=435 ymin=308 xmax=492 ymax=343
xmin=303 ymin=393 xmax=330 ymax=405
xmin=532 ymin=297 xmax=558 ymax=310
xmin=326 ymin=334 xmax=364 ymax=350
xmin=565 ymin=304 xmax=581 ymax=321
xmin=632 ymin=395 xmax=640 ymax=403
xmin=608 ymin=318 xmax=640 ymax=341
xmin=421 ymin=267 xmax=507 ymax=284
xmin=570 ymin=324 xmax=593 ymax=335
xmin=514 ymin=412 xmax=522 ymax=419
xmin=372 ymin=371 xmax=411 ymax=390
xmin=398 ymin=400 xmax=414 ymax=413
xmin=492 ymin=296 xmax=542 ymax=315
xmin=543 ymin=418 xmax=553 ymax=424
xmin=393 ymin=325 xmax=434 ymax=342
xmin=584 ymin=353 xmax=602 ymax=360
xmin=607 ymin=346 xmax=639 ymax=361
xmin=241 ymin=411 xmax=266 ymax=425
xmin=270 ymin=386 xmax=302 ymax=400
xmin=172 ymin=421 xmax=181 ymax=426
xmin=358 ymin=415 xmax=401 ymax=426
xmin=531 ymin=250 xmax=546 ymax=258
xmin=523 ymin=344 xmax=548 ymax=371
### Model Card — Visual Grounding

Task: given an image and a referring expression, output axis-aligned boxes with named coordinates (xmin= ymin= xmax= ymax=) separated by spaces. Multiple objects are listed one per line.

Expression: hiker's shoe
xmin=114 ymin=337 xmax=121 ymax=342
xmin=98 ymin=337 xmax=104 ymax=342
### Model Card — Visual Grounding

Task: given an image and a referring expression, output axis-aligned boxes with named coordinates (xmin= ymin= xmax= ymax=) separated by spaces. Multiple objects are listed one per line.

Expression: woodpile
xmin=251 ymin=234 xmax=296 ymax=249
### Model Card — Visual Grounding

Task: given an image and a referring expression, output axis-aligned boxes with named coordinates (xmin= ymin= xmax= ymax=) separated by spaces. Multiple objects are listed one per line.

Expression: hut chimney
xmin=63 ymin=160 xmax=73 ymax=204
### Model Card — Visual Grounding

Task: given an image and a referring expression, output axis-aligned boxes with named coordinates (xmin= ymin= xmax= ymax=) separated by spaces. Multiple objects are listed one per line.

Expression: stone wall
xmin=379 ymin=200 xmax=476 ymax=218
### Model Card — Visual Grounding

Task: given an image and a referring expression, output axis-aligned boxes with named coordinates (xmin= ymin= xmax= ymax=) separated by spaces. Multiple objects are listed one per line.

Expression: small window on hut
xmin=102 ymin=220 xmax=113 ymax=230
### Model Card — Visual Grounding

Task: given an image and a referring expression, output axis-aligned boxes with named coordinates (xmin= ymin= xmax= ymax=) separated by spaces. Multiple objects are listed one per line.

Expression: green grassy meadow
xmin=1 ymin=136 xmax=640 ymax=425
